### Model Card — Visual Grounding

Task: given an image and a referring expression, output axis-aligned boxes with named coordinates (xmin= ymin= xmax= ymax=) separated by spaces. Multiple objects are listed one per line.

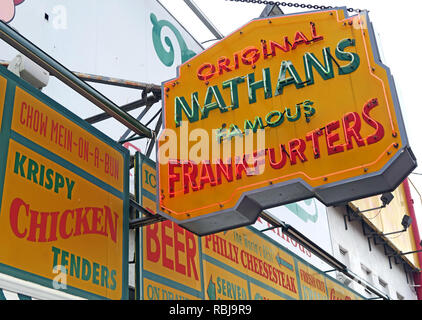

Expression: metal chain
xmin=225 ymin=0 xmax=365 ymax=13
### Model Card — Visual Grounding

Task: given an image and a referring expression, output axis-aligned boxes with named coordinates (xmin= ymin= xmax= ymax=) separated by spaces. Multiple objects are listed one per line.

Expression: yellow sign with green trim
xmin=158 ymin=8 xmax=416 ymax=235
xmin=138 ymin=153 xmax=364 ymax=300
xmin=0 ymin=67 xmax=129 ymax=299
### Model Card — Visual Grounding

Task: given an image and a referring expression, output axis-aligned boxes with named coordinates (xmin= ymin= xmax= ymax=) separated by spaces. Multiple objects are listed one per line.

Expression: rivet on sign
xmin=205 ymin=81 xmax=209 ymax=86
xmin=371 ymin=67 xmax=376 ymax=71
xmin=269 ymin=181 xmax=273 ymax=185
xmin=187 ymin=64 xmax=191 ymax=67
xmin=219 ymin=204 xmax=224 ymax=208
xmin=329 ymin=12 xmax=333 ymax=16
xmin=392 ymin=132 xmax=397 ymax=138
xmin=268 ymin=20 xmax=272 ymax=24
xmin=240 ymin=31 xmax=243 ymax=34
xmin=394 ymin=143 xmax=399 ymax=148
xmin=348 ymin=20 xmax=353 ymax=25
xmin=323 ymin=177 xmax=328 ymax=181
xmin=387 ymin=151 xmax=391 ymax=155
xmin=252 ymin=65 xmax=256 ymax=69
xmin=364 ymin=168 xmax=368 ymax=172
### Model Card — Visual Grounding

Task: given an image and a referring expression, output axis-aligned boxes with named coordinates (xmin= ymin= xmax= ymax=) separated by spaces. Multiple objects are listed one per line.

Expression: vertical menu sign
xmin=0 ymin=68 xmax=129 ymax=299
xmin=138 ymin=153 xmax=203 ymax=300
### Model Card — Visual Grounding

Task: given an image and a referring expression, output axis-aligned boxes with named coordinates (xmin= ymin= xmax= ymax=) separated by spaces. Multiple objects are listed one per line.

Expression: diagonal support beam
xmin=85 ymin=94 xmax=160 ymax=124
xmin=0 ymin=20 xmax=154 ymax=139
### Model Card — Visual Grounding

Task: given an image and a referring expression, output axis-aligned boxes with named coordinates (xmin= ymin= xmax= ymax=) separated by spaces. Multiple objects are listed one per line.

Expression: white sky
xmin=159 ymin=0 xmax=422 ymax=238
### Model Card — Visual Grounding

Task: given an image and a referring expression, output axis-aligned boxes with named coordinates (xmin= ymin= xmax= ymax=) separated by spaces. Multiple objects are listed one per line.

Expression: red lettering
xmin=310 ymin=22 xmax=323 ymax=42
xmin=27 ymin=210 xmax=49 ymax=242
xmin=26 ymin=103 xmax=33 ymax=129
xmin=182 ymin=161 xmax=199 ymax=194
xmin=362 ymin=98 xmax=384 ymax=145
xmin=174 ymin=223 xmax=186 ymax=276
xmin=20 ymin=102 xmax=27 ymax=125
xmin=104 ymin=206 xmax=118 ymax=243
xmin=342 ymin=112 xmax=365 ymax=150
xmin=146 ymin=224 xmax=160 ymax=263
xmin=268 ymin=145 xmax=287 ymax=169
xmin=168 ymin=159 xmax=181 ymax=198
xmin=74 ymin=207 xmax=91 ymax=236
xmin=217 ymin=56 xmax=233 ymax=75
xmin=199 ymin=160 xmax=217 ymax=189
xmin=233 ymin=52 xmax=240 ymax=70
xmin=306 ymin=129 xmax=323 ymax=158
xmin=91 ymin=207 xmax=106 ymax=236
xmin=161 ymin=220 xmax=174 ymax=270
xmin=59 ymin=209 xmax=74 ymax=239
xmin=48 ymin=211 xmax=59 ymax=241
xmin=197 ymin=63 xmax=216 ymax=81
xmin=146 ymin=221 xmax=198 ymax=280
xmin=235 ymin=156 xmax=253 ymax=179
xmin=215 ymin=159 xmax=233 ymax=184
xmin=195 ymin=24 xmax=323 ymax=81
xmin=288 ymin=138 xmax=307 ymax=165
xmin=325 ymin=120 xmax=345 ymax=155
xmin=269 ymin=38 xmax=291 ymax=56
xmin=204 ymin=235 xmax=212 ymax=249
xmin=261 ymin=40 xmax=269 ymax=59
xmin=291 ymin=31 xmax=310 ymax=50
xmin=186 ymin=231 xmax=199 ymax=280
xmin=9 ymin=197 xmax=28 ymax=238
xmin=241 ymin=46 xmax=260 ymax=65
xmin=9 ymin=198 xmax=118 ymax=242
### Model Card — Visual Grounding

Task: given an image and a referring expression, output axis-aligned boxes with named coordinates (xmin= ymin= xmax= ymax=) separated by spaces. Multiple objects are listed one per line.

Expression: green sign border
xmin=0 ymin=66 xmax=129 ymax=300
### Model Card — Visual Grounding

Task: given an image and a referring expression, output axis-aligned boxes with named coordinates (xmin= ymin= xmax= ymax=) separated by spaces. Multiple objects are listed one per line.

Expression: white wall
xmin=327 ymin=206 xmax=417 ymax=300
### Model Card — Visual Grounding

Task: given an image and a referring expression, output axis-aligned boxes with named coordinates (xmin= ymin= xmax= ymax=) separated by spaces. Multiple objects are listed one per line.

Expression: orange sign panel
xmin=158 ymin=9 xmax=416 ymax=235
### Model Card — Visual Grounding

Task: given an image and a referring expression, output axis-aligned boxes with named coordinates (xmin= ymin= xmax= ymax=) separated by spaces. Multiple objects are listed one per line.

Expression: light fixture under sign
xmin=7 ymin=54 xmax=49 ymax=90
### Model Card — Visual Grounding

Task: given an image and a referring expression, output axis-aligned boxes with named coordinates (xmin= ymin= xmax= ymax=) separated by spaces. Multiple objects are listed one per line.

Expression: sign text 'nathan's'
xmin=157 ymin=8 xmax=416 ymax=235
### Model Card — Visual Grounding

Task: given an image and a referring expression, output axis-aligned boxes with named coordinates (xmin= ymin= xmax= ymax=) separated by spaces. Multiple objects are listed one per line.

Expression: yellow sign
xmin=158 ymin=9 xmax=416 ymax=235
xmin=203 ymin=261 xmax=248 ymax=300
xmin=139 ymin=153 xmax=364 ymax=300
xmin=297 ymin=261 xmax=327 ymax=300
xmin=142 ymin=220 xmax=203 ymax=298
xmin=12 ymin=87 xmax=124 ymax=192
xmin=143 ymin=278 xmax=199 ymax=300
xmin=350 ymin=183 xmax=420 ymax=270
xmin=325 ymin=277 xmax=363 ymax=300
xmin=0 ymin=68 xmax=129 ymax=299
xmin=203 ymin=228 xmax=300 ymax=300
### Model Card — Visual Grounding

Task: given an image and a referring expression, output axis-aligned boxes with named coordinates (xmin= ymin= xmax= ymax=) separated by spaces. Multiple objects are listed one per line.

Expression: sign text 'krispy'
xmin=158 ymin=8 xmax=416 ymax=235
